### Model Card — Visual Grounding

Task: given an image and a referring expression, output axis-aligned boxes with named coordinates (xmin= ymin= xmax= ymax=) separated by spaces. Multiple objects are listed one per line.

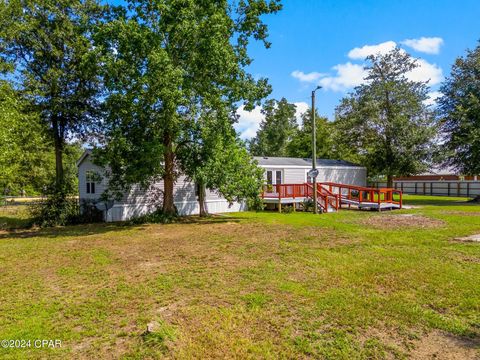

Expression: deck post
xmin=278 ymin=200 xmax=282 ymax=213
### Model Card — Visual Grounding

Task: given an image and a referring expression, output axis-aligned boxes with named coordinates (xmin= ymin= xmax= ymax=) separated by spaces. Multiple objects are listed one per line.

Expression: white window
xmin=266 ymin=170 xmax=282 ymax=185
xmin=86 ymin=170 xmax=97 ymax=194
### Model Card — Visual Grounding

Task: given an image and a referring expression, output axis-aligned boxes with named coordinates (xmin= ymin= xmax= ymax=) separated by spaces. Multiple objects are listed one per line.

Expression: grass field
xmin=0 ymin=195 xmax=479 ymax=359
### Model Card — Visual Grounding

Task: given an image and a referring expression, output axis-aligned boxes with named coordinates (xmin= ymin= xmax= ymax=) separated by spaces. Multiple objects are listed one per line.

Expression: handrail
xmin=261 ymin=182 xmax=402 ymax=210
xmin=317 ymin=184 xmax=339 ymax=211
xmin=320 ymin=182 xmax=402 ymax=209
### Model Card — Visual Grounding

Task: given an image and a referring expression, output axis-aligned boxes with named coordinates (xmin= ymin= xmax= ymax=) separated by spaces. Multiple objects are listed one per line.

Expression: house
xmin=255 ymin=157 xmax=366 ymax=186
xmin=77 ymin=151 xmax=367 ymax=221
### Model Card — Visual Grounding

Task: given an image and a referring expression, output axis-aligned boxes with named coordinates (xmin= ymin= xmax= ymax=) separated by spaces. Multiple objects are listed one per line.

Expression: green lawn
xmin=0 ymin=195 xmax=479 ymax=359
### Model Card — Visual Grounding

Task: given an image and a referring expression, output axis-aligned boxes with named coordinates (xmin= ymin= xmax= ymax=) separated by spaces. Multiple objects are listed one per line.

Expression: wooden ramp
xmin=261 ymin=182 xmax=402 ymax=212
xmin=321 ymin=182 xmax=403 ymax=211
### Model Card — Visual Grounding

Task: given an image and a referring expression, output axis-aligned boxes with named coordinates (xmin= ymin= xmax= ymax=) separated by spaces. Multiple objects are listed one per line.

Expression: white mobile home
xmin=255 ymin=156 xmax=366 ymax=186
xmin=77 ymin=151 xmax=366 ymax=221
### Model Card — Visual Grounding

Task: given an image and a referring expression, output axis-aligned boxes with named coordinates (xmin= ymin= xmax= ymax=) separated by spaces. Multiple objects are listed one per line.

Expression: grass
xmin=0 ymin=205 xmax=31 ymax=230
xmin=0 ymin=195 xmax=479 ymax=359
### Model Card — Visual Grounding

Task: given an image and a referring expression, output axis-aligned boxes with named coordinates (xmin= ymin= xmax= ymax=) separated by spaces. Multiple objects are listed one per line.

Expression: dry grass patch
xmin=409 ymin=330 xmax=480 ymax=360
xmin=362 ymin=214 xmax=445 ymax=229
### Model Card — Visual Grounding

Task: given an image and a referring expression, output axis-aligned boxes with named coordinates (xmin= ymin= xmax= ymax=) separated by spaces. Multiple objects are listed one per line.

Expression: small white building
xmin=77 ymin=151 xmax=366 ymax=221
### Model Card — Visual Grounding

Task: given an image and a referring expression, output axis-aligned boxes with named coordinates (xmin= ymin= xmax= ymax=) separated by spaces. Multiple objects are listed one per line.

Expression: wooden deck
xmin=261 ymin=182 xmax=402 ymax=212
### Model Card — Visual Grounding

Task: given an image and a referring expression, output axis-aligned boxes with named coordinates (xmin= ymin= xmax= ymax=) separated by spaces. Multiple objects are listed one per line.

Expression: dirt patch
xmin=454 ymin=234 xmax=480 ymax=242
xmin=362 ymin=214 xmax=445 ymax=229
xmin=409 ymin=330 xmax=480 ymax=359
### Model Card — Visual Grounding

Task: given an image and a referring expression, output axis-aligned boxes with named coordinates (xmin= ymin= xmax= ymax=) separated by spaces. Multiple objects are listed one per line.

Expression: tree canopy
xmin=0 ymin=0 xmax=106 ymax=193
xmin=0 ymin=80 xmax=81 ymax=195
xmin=286 ymin=109 xmax=335 ymax=159
xmin=335 ymin=48 xmax=437 ymax=186
xmin=249 ymin=98 xmax=298 ymax=156
xmin=96 ymin=0 xmax=281 ymax=215
xmin=438 ymin=42 xmax=480 ymax=175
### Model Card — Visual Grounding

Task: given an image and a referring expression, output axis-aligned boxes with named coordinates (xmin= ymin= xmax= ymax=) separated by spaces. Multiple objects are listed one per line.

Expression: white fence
xmin=370 ymin=181 xmax=480 ymax=198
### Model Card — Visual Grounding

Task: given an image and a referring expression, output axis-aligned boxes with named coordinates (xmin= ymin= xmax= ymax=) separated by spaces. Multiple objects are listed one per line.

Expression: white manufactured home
xmin=77 ymin=151 xmax=367 ymax=221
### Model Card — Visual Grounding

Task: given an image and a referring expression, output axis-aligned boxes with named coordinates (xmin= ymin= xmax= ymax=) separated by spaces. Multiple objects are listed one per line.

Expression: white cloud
xmin=348 ymin=41 xmax=397 ymax=60
xmin=424 ymin=91 xmax=442 ymax=106
xmin=291 ymin=70 xmax=324 ymax=83
xmin=401 ymin=37 xmax=443 ymax=54
xmin=294 ymin=102 xmax=309 ymax=125
xmin=407 ymin=58 xmax=443 ymax=85
xmin=319 ymin=62 xmax=368 ymax=91
xmin=235 ymin=105 xmax=264 ymax=139
xmin=235 ymin=101 xmax=311 ymax=139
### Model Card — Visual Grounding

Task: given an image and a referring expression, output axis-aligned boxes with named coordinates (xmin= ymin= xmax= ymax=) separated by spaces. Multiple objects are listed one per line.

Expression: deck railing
xmin=319 ymin=182 xmax=402 ymax=209
xmin=261 ymin=183 xmax=308 ymax=199
xmin=261 ymin=182 xmax=402 ymax=210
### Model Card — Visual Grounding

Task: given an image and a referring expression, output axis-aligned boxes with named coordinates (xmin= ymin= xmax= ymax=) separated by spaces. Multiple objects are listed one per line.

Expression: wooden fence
xmin=370 ymin=181 xmax=480 ymax=198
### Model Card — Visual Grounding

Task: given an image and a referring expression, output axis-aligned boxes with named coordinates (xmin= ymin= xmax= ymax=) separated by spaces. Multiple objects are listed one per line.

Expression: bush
xmin=29 ymin=194 xmax=81 ymax=227
xmin=302 ymin=198 xmax=314 ymax=212
xmin=127 ymin=208 xmax=178 ymax=225
xmin=79 ymin=199 xmax=105 ymax=223
xmin=30 ymin=195 xmax=104 ymax=227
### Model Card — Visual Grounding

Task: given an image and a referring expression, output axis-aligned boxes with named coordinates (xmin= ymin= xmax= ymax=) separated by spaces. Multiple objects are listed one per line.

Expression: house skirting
xmin=104 ymin=199 xmax=246 ymax=222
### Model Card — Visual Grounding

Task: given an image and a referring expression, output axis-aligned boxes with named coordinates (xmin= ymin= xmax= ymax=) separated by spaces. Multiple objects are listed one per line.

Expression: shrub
xmin=30 ymin=195 xmax=105 ymax=227
xmin=79 ymin=199 xmax=105 ymax=223
xmin=29 ymin=193 xmax=80 ymax=227
xmin=302 ymin=198 xmax=314 ymax=212
xmin=128 ymin=208 xmax=178 ymax=225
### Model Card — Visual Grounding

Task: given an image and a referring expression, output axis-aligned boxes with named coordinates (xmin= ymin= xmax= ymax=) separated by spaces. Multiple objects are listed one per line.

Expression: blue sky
xmin=235 ymin=0 xmax=480 ymax=138
xmin=108 ymin=0 xmax=480 ymax=139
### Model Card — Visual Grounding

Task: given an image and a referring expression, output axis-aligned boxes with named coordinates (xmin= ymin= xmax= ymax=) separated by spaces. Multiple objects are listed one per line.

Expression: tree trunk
xmin=198 ymin=181 xmax=208 ymax=217
xmin=52 ymin=118 xmax=64 ymax=193
xmin=387 ymin=174 xmax=393 ymax=188
xmin=162 ymin=135 xmax=176 ymax=216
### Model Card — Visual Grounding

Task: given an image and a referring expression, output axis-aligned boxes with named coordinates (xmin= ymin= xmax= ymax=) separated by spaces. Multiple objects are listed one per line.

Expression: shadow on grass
xmin=404 ymin=196 xmax=478 ymax=207
xmin=0 ymin=214 xmax=243 ymax=240
xmin=0 ymin=216 xmax=31 ymax=231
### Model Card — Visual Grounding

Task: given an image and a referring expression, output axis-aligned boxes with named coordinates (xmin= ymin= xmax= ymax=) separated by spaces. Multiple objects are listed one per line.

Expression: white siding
xmin=78 ymin=157 xmax=107 ymax=202
xmin=284 ymin=168 xmax=307 ymax=183
xmin=78 ymin=154 xmax=244 ymax=221
xmin=261 ymin=166 xmax=367 ymax=186
xmin=317 ymin=167 xmax=366 ymax=186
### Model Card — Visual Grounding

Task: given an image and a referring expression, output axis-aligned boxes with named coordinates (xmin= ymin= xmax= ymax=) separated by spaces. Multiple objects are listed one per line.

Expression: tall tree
xmin=249 ymin=98 xmax=297 ymax=156
xmin=438 ymin=42 xmax=480 ymax=176
xmin=0 ymin=80 xmax=82 ymax=195
xmin=96 ymin=0 xmax=281 ymax=215
xmin=0 ymin=81 xmax=51 ymax=195
xmin=0 ymin=0 xmax=106 ymax=193
xmin=287 ymin=109 xmax=334 ymax=159
xmin=178 ymin=110 xmax=263 ymax=216
xmin=335 ymin=48 xmax=437 ymax=187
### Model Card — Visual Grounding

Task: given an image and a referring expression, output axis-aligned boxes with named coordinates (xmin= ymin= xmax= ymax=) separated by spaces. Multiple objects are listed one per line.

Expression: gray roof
xmin=253 ymin=156 xmax=362 ymax=168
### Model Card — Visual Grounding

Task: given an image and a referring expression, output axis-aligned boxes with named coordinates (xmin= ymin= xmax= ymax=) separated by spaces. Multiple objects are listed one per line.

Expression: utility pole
xmin=311 ymin=86 xmax=321 ymax=214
